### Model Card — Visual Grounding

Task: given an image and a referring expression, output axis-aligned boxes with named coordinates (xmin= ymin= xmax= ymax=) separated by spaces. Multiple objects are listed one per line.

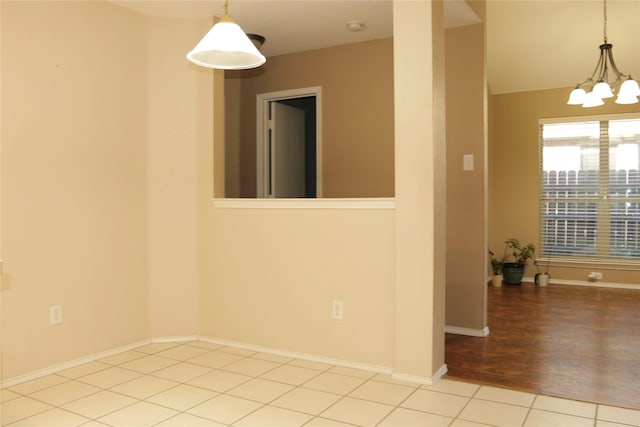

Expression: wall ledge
xmin=212 ymin=198 xmax=396 ymax=210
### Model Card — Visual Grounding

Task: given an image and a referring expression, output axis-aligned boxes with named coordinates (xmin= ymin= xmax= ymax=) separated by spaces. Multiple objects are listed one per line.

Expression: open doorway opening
xmin=256 ymin=87 xmax=322 ymax=198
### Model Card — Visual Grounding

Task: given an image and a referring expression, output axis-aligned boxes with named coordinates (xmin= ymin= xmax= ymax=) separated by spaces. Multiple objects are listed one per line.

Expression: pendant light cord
xmin=223 ymin=0 xmax=230 ymax=18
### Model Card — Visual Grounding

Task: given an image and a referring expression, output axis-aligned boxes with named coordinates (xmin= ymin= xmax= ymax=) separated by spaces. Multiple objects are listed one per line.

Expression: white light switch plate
xmin=463 ymin=154 xmax=474 ymax=171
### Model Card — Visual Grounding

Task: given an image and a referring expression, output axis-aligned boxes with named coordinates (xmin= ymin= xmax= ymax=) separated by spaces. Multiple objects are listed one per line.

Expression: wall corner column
xmin=393 ymin=0 xmax=447 ymax=382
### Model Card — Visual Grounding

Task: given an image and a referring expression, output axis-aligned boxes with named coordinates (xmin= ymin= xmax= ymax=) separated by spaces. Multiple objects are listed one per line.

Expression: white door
xmin=270 ymin=102 xmax=306 ymax=198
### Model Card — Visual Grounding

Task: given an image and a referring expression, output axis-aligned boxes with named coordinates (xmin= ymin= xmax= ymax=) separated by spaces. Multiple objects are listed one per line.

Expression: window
xmin=540 ymin=115 xmax=640 ymax=262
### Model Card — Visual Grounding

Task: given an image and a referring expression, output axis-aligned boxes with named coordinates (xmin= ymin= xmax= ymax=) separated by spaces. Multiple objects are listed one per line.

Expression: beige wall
xmin=1 ymin=1 xmax=149 ymax=377
xmin=226 ymin=38 xmax=395 ymax=198
xmin=490 ymin=87 xmax=640 ymax=284
xmin=445 ymin=23 xmax=487 ymax=331
xmin=1 ymin=0 xmax=447 ymax=384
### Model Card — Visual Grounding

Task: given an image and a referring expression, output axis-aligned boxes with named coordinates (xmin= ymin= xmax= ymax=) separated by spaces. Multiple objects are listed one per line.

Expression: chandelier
xmin=567 ymin=0 xmax=640 ymax=107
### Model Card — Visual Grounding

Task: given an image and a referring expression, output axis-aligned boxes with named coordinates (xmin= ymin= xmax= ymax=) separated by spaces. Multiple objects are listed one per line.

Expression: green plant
xmin=488 ymin=250 xmax=504 ymax=275
xmin=504 ymin=238 xmax=536 ymax=266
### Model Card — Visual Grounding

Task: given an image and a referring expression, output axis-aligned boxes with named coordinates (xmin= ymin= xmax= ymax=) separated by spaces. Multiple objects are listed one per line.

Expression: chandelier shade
xmin=567 ymin=0 xmax=638 ymax=107
xmin=186 ymin=1 xmax=266 ymax=70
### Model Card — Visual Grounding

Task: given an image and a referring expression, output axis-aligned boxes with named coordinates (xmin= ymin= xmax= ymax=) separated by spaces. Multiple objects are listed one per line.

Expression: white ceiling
xmin=109 ymin=0 xmax=640 ymax=95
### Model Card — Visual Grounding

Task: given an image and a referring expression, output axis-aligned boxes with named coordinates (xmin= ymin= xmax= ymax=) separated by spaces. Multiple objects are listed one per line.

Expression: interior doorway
xmin=256 ymin=87 xmax=322 ymax=198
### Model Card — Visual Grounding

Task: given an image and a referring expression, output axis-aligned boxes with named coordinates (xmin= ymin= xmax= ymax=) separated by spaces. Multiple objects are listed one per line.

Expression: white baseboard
xmin=2 ymin=335 xmax=451 ymax=389
xmin=1 ymin=339 xmax=151 ymax=388
xmin=492 ymin=275 xmax=639 ymax=290
xmin=198 ymin=336 xmax=393 ymax=375
xmin=392 ymin=364 xmax=448 ymax=386
xmin=445 ymin=326 xmax=490 ymax=337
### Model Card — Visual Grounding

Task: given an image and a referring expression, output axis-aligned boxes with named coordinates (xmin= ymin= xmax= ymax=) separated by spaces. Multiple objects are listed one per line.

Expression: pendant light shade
xmin=186 ymin=2 xmax=265 ymax=70
xmin=567 ymin=0 xmax=639 ymax=107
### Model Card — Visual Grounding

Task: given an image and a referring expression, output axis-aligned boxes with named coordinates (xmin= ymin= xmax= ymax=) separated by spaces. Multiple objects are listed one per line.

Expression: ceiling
xmin=110 ymin=0 xmax=640 ymax=95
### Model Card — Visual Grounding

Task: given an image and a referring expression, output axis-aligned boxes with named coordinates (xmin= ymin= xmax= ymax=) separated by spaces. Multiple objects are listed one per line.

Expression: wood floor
xmin=445 ymin=283 xmax=640 ymax=410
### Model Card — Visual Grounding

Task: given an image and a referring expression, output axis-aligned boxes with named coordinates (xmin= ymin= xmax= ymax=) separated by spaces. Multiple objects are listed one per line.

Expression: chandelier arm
xmin=606 ymin=48 xmax=630 ymax=84
xmin=576 ymin=50 xmax=606 ymax=88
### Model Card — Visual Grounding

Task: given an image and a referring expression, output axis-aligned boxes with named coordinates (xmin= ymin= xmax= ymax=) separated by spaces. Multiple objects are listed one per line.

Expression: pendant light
xmin=186 ymin=0 xmax=266 ymax=70
xmin=567 ymin=0 xmax=639 ymax=107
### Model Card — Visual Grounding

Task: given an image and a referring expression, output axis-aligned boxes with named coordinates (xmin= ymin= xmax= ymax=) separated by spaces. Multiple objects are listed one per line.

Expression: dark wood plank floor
xmin=445 ymin=283 xmax=640 ymax=410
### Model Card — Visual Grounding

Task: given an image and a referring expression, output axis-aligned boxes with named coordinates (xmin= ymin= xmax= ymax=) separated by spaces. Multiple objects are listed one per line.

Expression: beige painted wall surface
xmin=1 ymin=1 xmax=148 ymax=378
xmin=393 ymin=0 xmax=446 ymax=379
xmin=146 ymin=16 xmax=214 ymax=338
xmin=445 ymin=23 xmax=486 ymax=331
xmin=200 ymin=207 xmax=396 ymax=367
xmin=491 ymin=87 xmax=640 ymax=284
xmin=227 ymin=38 xmax=394 ymax=198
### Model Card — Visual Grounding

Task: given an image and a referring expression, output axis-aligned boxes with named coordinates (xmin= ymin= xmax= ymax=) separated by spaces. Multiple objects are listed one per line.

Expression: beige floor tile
xmin=57 ymin=361 xmax=111 ymax=379
xmin=260 ymin=364 xmax=322 ymax=385
xmin=155 ymin=345 xmax=211 ymax=361
xmin=218 ymin=346 xmax=256 ymax=357
xmin=7 ymin=375 xmax=68 ymax=395
xmin=458 ymin=399 xmax=530 ymax=427
xmin=349 ymin=380 xmax=415 ymax=406
xmin=120 ymin=354 xmax=178 ymax=374
xmin=0 ymin=396 xmax=53 ymax=425
xmin=186 ymin=341 xmax=224 ymax=351
xmin=77 ymin=366 xmax=142 ymax=388
xmin=227 ymin=378 xmax=295 ymax=403
xmin=188 ymin=369 xmax=252 ymax=392
xmin=188 ymin=351 xmax=244 ymax=369
xmin=596 ymin=421 xmax=636 ymax=427
xmin=187 ymin=394 xmax=263 ymax=425
xmin=79 ymin=421 xmax=111 ymax=426
xmin=110 ymin=375 xmax=178 ymax=399
xmin=524 ymin=409 xmax=594 ymax=427
xmin=449 ymin=420 xmax=495 ymax=427
xmin=251 ymin=352 xmax=294 ymax=364
xmin=272 ymin=387 xmax=342 ymax=415
xmin=401 ymin=389 xmax=470 ymax=418
xmin=29 ymin=380 xmax=100 ymax=406
xmin=304 ymin=417 xmax=359 ymax=426
xmin=155 ymin=412 xmax=227 ymax=426
xmin=320 ymin=396 xmax=394 ymax=427
xmin=327 ymin=366 xmax=376 ymax=379
xmin=303 ymin=372 xmax=366 ymax=395
xmin=60 ymin=390 xmax=137 ymax=418
xmin=7 ymin=407 xmax=89 ymax=427
xmin=475 ymin=385 xmax=536 ymax=407
xmin=533 ymin=395 xmax=596 ymax=418
xmin=136 ymin=342 xmax=179 ymax=354
xmin=146 ymin=384 xmax=218 ymax=411
xmin=1 ymin=388 xmax=22 ymax=403
xmin=223 ymin=357 xmax=281 ymax=377
xmin=151 ymin=362 xmax=213 ymax=383
xmin=97 ymin=401 xmax=179 ymax=426
xmin=99 ymin=350 xmax=146 ymax=366
xmin=378 ymin=407 xmax=452 ymax=427
xmin=235 ymin=404 xmax=313 ymax=427
xmin=598 ymin=405 xmax=640 ymax=426
xmin=422 ymin=378 xmax=480 ymax=397
xmin=287 ymin=359 xmax=333 ymax=372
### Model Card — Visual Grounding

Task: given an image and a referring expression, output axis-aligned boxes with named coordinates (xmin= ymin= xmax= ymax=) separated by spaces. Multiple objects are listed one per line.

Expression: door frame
xmin=256 ymin=86 xmax=322 ymax=198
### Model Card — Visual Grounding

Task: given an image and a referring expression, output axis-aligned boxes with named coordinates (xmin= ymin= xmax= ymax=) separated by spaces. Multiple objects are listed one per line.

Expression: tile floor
xmin=2 ymin=341 xmax=640 ymax=426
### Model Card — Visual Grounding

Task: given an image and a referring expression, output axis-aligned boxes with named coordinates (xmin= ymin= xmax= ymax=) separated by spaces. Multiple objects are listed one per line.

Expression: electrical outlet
xmin=49 ymin=305 xmax=62 ymax=326
xmin=332 ymin=300 xmax=344 ymax=320
xmin=588 ymin=272 xmax=603 ymax=280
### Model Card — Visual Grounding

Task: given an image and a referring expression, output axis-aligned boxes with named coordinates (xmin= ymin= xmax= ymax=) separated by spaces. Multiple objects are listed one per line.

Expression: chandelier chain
xmin=603 ymin=0 xmax=608 ymax=42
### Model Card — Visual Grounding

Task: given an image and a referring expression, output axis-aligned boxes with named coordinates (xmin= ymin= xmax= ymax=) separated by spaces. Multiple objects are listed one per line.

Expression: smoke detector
xmin=345 ymin=21 xmax=366 ymax=32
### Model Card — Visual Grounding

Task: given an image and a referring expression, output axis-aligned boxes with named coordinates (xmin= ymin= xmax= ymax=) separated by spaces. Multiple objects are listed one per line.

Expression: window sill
xmin=212 ymin=198 xmax=396 ymax=210
xmin=536 ymin=257 xmax=640 ymax=271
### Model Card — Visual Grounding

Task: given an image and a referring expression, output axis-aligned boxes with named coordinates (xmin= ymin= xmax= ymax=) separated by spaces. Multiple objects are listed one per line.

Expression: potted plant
xmin=534 ymin=258 xmax=550 ymax=287
xmin=502 ymin=238 xmax=536 ymax=285
xmin=488 ymin=250 xmax=504 ymax=287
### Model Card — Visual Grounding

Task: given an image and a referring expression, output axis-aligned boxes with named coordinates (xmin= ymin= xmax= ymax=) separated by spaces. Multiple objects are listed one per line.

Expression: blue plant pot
xmin=502 ymin=262 xmax=525 ymax=285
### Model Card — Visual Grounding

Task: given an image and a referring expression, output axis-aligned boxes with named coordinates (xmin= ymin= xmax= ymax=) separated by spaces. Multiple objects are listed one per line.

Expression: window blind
xmin=539 ymin=117 xmax=640 ymax=261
